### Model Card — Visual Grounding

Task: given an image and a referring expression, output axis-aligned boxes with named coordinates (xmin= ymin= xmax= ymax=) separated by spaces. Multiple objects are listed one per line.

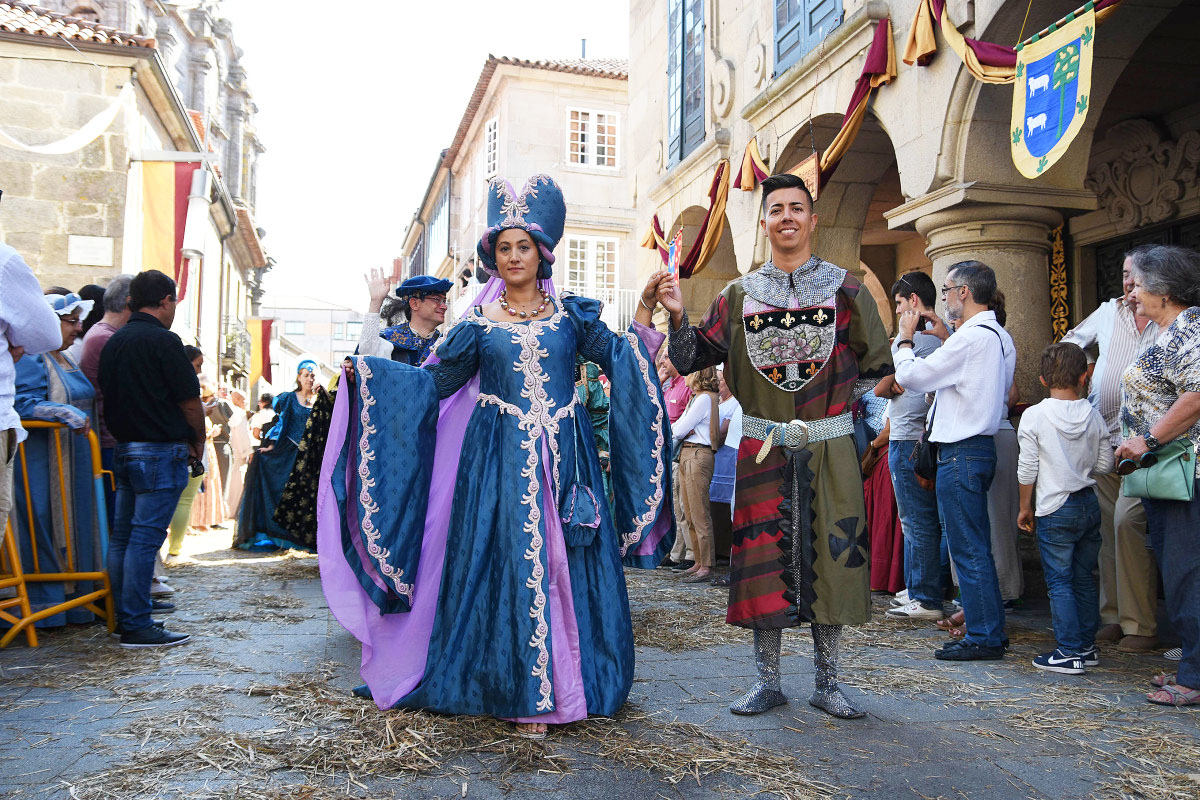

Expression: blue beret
xmin=394 ymin=275 xmax=452 ymax=298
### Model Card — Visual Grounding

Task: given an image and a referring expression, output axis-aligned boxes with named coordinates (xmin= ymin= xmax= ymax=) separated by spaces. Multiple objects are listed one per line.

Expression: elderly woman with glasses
xmin=12 ymin=291 xmax=100 ymax=627
xmin=1116 ymin=245 xmax=1200 ymax=707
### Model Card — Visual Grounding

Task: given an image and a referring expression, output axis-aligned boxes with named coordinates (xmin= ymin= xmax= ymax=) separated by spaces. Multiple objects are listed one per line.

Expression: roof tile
xmin=0 ymin=1 xmax=154 ymax=49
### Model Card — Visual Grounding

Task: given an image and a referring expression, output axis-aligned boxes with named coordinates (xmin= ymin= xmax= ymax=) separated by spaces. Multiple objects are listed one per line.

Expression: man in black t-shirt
xmin=99 ymin=270 xmax=204 ymax=648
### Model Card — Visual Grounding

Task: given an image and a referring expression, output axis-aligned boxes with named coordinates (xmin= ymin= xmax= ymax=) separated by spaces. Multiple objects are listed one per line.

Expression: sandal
xmin=1147 ymin=684 xmax=1200 ymax=707
xmin=1151 ymin=673 xmax=1177 ymax=689
xmin=936 ymin=611 xmax=966 ymax=632
xmin=512 ymin=723 xmax=547 ymax=740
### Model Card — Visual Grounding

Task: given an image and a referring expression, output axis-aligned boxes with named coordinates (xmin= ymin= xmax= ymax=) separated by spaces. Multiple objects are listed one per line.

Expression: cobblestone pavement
xmin=1 ymin=529 xmax=1197 ymax=800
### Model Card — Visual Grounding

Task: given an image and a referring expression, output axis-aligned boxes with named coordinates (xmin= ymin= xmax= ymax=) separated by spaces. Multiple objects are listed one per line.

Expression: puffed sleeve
xmin=15 ymin=356 xmax=89 ymax=430
xmin=424 ymin=320 xmax=480 ymax=399
xmin=563 ymin=294 xmax=675 ymax=568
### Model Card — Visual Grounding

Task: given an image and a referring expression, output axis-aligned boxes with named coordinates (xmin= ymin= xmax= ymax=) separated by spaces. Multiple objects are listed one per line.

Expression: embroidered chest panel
xmin=741 ymin=294 xmax=837 ymax=392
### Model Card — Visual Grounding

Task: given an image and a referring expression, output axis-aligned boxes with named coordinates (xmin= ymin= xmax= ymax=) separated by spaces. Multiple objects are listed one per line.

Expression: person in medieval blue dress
xmin=12 ymin=292 xmax=99 ymax=627
xmin=317 ymin=175 xmax=675 ymax=738
xmin=236 ymin=360 xmax=317 ymax=551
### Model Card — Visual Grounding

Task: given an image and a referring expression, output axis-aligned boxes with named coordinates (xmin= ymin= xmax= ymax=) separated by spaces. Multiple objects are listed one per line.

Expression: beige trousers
xmin=669 ymin=461 xmax=692 ymax=561
xmin=1093 ymin=470 xmax=1157 ymax=636
xmin=678 ymin=445 xmax=716 ymax=568
xmin=1 ymin=430 xmax=14 ymax=542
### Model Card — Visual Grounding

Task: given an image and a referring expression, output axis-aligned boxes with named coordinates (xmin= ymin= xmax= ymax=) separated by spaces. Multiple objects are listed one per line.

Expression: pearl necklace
xmin=500 ymin=289 xmax=551 ymax=319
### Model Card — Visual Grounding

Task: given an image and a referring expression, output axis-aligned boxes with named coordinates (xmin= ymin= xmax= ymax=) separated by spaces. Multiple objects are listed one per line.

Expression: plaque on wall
xmin=67 ymin=235 xmax=114 ymax=267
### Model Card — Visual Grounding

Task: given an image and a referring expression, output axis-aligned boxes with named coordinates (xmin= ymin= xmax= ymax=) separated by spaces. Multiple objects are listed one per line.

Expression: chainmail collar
xmin=740 ymin=256 xmax=847 ymax=309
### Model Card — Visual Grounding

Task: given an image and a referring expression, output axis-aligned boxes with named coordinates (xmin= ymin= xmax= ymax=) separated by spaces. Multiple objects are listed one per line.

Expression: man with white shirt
xmin=1 ymin=239 xmax=64 ymax=542
xmin=1060 ymin=246 xmax=1160 ymax=652
xmin=894 ymin=261 xmax=1015 ymax=661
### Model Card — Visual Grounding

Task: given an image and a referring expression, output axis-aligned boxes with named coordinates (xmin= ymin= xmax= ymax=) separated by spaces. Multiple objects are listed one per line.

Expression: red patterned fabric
xmin=864 ymin=445 xmax=905 ymax=594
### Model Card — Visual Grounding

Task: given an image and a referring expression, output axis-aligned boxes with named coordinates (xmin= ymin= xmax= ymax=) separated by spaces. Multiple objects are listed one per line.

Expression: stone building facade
xmin=0 ymin=1 xmax=269 ymax=389
xmin=630 ymin=0 xmax=1199 ymax=397
xmin=399 ymin=57 xmax=638 ymax=330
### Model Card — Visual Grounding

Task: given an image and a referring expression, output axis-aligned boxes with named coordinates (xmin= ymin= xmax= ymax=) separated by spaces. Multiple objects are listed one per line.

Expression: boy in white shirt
xmin=1017 ymin=342 xmax=1115 ymax=675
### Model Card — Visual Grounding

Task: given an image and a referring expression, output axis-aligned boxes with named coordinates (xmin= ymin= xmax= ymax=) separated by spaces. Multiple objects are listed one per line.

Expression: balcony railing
xmin=586 ymin=287 xmax=637 ymax=332
xmin=222 ymin=317 xmax=251 ymax=369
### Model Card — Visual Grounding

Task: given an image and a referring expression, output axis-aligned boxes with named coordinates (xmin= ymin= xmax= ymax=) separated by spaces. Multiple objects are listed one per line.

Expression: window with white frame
xmin=564 ymin=236 xmax=618 ymax=296
xmin=333 ymin=322 xmax=344 ymax=340
xmin=346 ymin=321 xmax=363 ymax=340
xmin=484 ymin=117 xmax=499 ymax=178
xmin=567 ymin=109 xmax=619 ymax=168
xmin=284 ymin=320 xmax=305 ymax=336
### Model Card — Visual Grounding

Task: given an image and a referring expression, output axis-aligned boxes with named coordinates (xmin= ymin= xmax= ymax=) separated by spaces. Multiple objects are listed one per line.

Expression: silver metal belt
xmin=742 ymin=412 xmax=854 ymax=463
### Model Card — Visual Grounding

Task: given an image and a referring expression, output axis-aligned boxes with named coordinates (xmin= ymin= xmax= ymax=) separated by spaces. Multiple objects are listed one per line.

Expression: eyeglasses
xmin=940 ymin=284 xmax=966 ymax=298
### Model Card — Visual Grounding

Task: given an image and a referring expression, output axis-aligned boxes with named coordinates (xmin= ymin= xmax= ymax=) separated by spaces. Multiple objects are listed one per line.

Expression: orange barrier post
xmin=0 ymin=421 xmax=115 ymax=648
xmin=0 ymin=519 xmax=38 ymax=648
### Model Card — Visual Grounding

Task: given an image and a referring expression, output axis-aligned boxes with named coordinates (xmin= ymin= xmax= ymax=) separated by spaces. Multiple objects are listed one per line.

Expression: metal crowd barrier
xmin=0 ymin=420 xmax=115 ymax=648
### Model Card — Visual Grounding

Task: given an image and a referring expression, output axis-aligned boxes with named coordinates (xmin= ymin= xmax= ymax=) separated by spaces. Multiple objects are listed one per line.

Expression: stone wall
xmin=0 ymin=53 xmax=130 ymax=290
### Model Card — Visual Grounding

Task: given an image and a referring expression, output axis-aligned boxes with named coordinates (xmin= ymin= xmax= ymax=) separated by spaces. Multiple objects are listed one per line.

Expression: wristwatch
xmin=1144 ymin=432 xmax=1161 ymax=450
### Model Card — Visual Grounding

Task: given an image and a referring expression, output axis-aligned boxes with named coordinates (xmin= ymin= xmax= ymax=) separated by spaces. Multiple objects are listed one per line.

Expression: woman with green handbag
xmin=1117 ymin=245 xmax=1200 ymax=708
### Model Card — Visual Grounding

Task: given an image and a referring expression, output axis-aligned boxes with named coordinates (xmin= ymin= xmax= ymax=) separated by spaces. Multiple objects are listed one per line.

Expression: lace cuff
xmin=28 ymin=401 xmax=88 ymax=430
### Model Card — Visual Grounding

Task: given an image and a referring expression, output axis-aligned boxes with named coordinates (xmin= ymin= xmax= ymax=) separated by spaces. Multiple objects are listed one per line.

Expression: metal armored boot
xmin=730 ymin=629 xmax=787 ymax=715
xmin=809 ymin=624 xmax=865 ymax=719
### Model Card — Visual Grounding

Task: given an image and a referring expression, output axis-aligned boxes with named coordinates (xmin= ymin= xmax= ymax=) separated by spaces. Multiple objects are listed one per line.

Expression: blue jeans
xmin=1143 ymin=481 xmax=1200 ymax=689
xmin=109 ymin=442 xmax=188 ymax=632
xmin=935 ymin=435 xmax=1005 ymax=647
xmin=1036 ymin=488 xmax=1102 ymax=654
xmin=889 ymin=439 xmax=949 ymax=607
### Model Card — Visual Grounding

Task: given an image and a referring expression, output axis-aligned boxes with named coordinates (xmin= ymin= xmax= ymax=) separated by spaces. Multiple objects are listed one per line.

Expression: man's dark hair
xmin=1039 ymin=342 xmax=1088 ymax=390
xmin=891 ymin=271 xmax=936 ymax=309
xmin=947 ymin=260 xmax=997 ymax=306
xmin=44 ymin=285 xmax=71 ymax=295
xmin=129 ymin=270 xmax=177 ymax=311
xmin=183 ymin=345 xmax=203 ymax=363
xmin=760 ymin=173 xmax=814 ymax=213
xmin=258 ymin=392 xmax=274 ymax=409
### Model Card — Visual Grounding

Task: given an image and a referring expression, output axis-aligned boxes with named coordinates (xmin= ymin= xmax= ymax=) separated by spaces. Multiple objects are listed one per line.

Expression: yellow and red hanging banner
xmin=1010 ymin=4 xmax=1095 ymax=178
xmin=141 ymin=160 xmax=202 ymax=299
xmin=247 ymin=318 xmax=273 ymax=387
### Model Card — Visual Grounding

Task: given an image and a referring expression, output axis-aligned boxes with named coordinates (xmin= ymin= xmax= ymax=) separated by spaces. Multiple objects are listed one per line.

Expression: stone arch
xmin=667 ymin=208 xmax=738 ymax=318
xmin=948 ymin=0 xmax=1187 ymax=189
xmin=773 ymin=112 xmax=930 ymax=329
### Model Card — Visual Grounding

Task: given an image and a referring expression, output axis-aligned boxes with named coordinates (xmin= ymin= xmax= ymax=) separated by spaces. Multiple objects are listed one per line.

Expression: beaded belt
xmin=742 ymin=412 xmax=854 ymax=464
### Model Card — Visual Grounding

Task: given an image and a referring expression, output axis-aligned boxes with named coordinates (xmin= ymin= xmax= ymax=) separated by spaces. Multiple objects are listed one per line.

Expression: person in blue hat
xmin=319 ymin=175 xmax=677 ymax=740
xmin=359 ymin=272 xmax=450 ymax=366
xmin=235 ymin=358 xmax=319 ymax=551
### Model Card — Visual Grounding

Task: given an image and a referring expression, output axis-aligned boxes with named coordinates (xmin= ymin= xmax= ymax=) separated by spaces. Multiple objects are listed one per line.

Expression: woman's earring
xmin=1161 ymin=297 xmax=1167 ymax=308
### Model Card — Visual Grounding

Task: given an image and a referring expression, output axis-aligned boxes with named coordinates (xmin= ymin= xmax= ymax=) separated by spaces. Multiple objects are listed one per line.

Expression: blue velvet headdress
xmin=476 ymin=175 xmax=566 ymax=279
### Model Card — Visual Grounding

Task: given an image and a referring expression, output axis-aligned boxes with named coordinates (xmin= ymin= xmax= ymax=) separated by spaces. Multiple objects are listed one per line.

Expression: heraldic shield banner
xmin=1011 ymin=3 xmax=1096 ymax=178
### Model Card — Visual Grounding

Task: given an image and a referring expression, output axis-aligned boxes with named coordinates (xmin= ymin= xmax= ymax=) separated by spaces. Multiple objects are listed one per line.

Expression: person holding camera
xmin=893 ymin=261 xmax=1015 ymax=662
xmin=99 ymin=270 xmax=204 ymax=648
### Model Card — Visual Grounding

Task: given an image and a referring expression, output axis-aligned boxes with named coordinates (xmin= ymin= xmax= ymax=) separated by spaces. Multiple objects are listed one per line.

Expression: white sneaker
xmin=1163 ymin=647 xmax=1183 ymax=661
xmin=889 ymin=589 xmax=910 ymax=607
xmin=885 ymin=600 xmax=945 ymax=620
xmin=150 ymin=579 xmax=175 ymax=596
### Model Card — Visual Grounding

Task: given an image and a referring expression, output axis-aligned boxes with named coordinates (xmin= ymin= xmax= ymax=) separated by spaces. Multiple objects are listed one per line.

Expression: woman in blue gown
xmin=235 ymin=361 xmax=317 ymax=551
xmin=318 ymin=175 xmax=675 ymax=738
xmin=12 ymin=292 xmax=99 ymax=627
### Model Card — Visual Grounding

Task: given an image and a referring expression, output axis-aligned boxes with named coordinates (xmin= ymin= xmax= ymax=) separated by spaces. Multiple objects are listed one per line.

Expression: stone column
xmin=915 ymin=204 xmax=1063 ymax=401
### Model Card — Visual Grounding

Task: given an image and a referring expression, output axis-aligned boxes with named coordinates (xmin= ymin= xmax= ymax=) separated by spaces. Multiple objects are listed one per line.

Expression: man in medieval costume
xmin=659 ymin=172 xmax=894 ymax=719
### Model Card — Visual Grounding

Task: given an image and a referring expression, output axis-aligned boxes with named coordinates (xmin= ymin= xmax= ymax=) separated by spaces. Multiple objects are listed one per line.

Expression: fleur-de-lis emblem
xmin=749 ymin=315 xmax=764 ymax=330
xmin=806 ymin=363 xmax=819 ymax=376
xmin=813 ymin=309 xmax=829 ymax=324
xmin=769 ymin=368 xmax=783 ymax=383
xmin=781 ymin=312 xmax=796 ymax=328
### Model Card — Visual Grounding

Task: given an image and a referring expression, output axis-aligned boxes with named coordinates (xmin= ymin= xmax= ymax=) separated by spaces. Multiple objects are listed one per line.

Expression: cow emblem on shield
xmin=1010 ymin=3 xmax=1095 ymax=178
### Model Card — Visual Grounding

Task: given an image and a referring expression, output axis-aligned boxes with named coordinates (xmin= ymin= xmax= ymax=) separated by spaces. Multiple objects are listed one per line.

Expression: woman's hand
xmin=365 ymin=267 xmax=391 ymax=314
xmin=640 ymin=271 xmax=667 ymax=310
xmin=1116 ymin=435 xmax=1150 ymax=461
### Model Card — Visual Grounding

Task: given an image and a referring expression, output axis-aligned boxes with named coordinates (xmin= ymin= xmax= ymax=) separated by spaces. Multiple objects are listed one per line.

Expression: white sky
xmin=219 ymin=0 xmax=630 ymax=311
